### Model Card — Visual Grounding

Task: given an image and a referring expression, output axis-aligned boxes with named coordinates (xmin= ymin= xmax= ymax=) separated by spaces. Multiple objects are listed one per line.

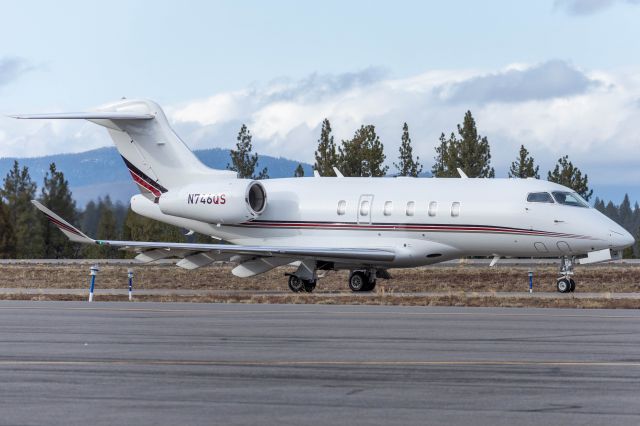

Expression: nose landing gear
xmin=556 ymin=256 xmax=576 ymax=293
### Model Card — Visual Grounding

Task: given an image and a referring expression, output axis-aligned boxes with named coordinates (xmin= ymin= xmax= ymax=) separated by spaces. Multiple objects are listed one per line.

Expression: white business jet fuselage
xmin=14 ymin=99 xmax=634 ymax=294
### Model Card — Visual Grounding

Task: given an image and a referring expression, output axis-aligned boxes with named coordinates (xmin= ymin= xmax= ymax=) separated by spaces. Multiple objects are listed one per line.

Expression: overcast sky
xmin=0 ymin=0 xmax=639 ymax=192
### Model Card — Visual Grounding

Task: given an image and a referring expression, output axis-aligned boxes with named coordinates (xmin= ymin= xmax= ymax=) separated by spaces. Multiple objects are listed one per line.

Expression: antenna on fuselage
xmin=332 ymin=167 xmax=344 ymax=178
xmin=313 ymin=170 xmax=321 ymax=177
xmin=457 ymin=168 xmax=468 ymax=179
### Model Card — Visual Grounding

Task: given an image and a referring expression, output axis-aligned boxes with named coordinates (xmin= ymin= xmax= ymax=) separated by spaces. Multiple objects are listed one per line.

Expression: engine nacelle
xmin=158 ymin=180 xmax=267 ymax=224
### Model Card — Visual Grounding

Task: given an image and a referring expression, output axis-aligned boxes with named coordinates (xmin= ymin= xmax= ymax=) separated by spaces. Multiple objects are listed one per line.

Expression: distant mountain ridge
xmin=0 ymin=147 xmax=313 ymax=207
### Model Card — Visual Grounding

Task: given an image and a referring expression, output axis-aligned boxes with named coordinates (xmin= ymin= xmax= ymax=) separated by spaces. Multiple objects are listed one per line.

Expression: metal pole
xmin=528 ymin=270 xmax=533 ymax=293
xmin=127 ymin=269 xmax=134 ymax=301
xmin=89 ymin=265 xmax=99 ymax=302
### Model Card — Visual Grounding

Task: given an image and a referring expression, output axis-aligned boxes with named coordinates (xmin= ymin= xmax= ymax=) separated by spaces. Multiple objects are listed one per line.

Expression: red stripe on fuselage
xmin=232 ymin=221 xmax=593 ymax=240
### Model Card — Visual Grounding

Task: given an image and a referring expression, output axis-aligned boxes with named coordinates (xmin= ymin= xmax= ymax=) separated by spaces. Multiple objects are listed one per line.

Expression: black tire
xmin=349 ymin=271 xmax=368 ymax=292
xmin=288 ymin=275 xmax=304 ymax=293
xmin=557 ymin=278 xmax=571 ymax=293
xmin=362 ymin=279 xmax=377 ymax=292
xmin=569 ymin=278 xmax=576 ymax=292
xmin=302 ymin=280 xmax=316 ymax=293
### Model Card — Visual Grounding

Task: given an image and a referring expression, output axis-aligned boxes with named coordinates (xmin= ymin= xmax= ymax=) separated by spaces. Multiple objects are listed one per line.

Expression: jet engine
xmin=158 ymin=180 xmax=267 ymax=224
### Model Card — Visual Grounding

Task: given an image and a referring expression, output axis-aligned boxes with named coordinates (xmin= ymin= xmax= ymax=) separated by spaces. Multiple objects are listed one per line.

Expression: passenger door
xmin=357 ymin=194 xmax=374 ymax=225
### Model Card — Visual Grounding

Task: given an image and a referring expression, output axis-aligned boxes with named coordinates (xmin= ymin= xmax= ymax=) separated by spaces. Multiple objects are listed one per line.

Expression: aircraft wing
xmin=33 ymin=200 xmax=396 ymax=273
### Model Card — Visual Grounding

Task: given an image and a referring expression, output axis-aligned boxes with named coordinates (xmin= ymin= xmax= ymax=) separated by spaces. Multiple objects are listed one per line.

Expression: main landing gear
xmin=556 ymin=256 xmax=576 ymax=293
xmin=287 ymin=275 xmax=316 ymax=293
xmin=348 ymin=270 xmax=377 ymax=292
xmin=285 ymin=260 xmax=387 ymax=294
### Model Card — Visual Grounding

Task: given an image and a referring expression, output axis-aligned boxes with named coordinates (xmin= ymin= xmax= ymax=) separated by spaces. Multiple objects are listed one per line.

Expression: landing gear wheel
xmin=288 ymin=275 xmax=304 ymax=293
xmin=556 ymin=278 xmax=571 ymax=293
xmin=569 ymin=278 xmax=576 ymax=292
xmin=363 ymin=280 xmax=377 ymax=292
xmin=349 ymin=271 xmax=368 ymax=292
xmin=302 ymin=280 xmax=316 ymax=293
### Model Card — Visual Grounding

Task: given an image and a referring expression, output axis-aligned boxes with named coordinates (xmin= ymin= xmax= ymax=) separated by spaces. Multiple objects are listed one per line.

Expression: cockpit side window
xmin=552 ymin=191 xmax=589 ymax=208
xmin=526 ymin=192 xmax=554 ymax=203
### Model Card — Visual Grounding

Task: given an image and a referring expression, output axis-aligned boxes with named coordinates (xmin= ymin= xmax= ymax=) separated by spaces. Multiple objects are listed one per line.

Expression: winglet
xmin=31 ymin=200 xmax=95 ymax=244
xmin=457 ymin=168 xmax=468 ymax=179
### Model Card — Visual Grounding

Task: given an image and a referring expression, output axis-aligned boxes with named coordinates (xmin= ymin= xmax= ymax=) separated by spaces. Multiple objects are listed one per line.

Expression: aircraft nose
xmin=610 ymin=228 xmax=635 ymax=249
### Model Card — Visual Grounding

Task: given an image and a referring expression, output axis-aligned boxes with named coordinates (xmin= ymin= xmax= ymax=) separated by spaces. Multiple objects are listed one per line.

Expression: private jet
xmin=13 ymin=99 xmax=635 ymax=293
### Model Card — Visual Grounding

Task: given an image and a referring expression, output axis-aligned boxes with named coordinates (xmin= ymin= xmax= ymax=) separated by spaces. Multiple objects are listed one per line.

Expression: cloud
xmin=3 ymin=62 xmax=640 ymax=191
xmin=167 ymin=62 xmax=640 ymax=187
xmin=169 ymin=67 xmax=387 ymax=127
xmin=554 ymin=0 xmax=640 ymax=15
xmin=0 ymin=57 xmax=33 ymax=88
xmin=438 ymin=60 xmax=601 ymax=104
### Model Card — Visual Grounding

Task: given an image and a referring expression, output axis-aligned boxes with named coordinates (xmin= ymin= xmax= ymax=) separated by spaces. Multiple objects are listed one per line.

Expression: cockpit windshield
xmin=527 ymin=192 xmax=554 ymax=203
xmin=552 ymin=191 xmax=589 ymax=208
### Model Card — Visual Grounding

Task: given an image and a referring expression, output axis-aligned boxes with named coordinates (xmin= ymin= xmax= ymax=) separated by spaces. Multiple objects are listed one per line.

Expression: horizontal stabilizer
xmin=10 ymin=112 xmax=154 ymax=120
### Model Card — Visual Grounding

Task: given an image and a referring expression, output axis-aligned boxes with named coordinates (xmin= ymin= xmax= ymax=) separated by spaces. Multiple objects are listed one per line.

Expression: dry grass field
xmin=0 ymin=262 xmax=638 ymax=292
xmin=0 ymin=261 xmax=639 ymax=308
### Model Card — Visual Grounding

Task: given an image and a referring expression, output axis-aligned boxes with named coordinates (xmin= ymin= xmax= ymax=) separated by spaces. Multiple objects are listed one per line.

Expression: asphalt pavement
xmin=0 ymin=301 xmax=639 ymax=425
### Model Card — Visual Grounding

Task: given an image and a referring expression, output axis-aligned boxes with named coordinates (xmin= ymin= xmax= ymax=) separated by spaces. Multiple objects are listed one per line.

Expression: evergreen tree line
xmin=1 ymin=111 xmax=638 ymax=258
xmin=308 ymin=110 xmax=595 ymax=204
xmin=0 ymin=161 xmax=186 ymax=259
xmin=593 ymin=195 xmax=640 ymax=258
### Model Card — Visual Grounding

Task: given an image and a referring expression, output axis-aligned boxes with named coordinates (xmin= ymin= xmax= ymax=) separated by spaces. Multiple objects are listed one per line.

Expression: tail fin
xmin=13 ymin=99 xmax=236 ymax=200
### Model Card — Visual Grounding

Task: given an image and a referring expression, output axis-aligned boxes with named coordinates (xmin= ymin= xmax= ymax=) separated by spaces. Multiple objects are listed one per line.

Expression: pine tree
xmin=547 ymin=155 xmax=593 ymax=201
xmin=338 ymin=125 xmax=388 ymax=177
xmin=456 ymin=111 xmax=495 ymax=178
xmin=604 ymin=201 xmax=619 ymax=224
xmin=619 ymin=194 xmax=633 ymax=231
xmin=314 ymin=118 xmax=337 ymax=177
xmin=431 ymin=133 xmax=458 ymax=177
xmin=593 ymin=197 xmax=606 ymax=213
xmin=227 ymin=124 xmax=269 ymax=179
xmin=40 ymin=163 xmax=77 ymax=258
xmin=394 ymin=123 xmax=423 ymax=177
xmin=95 ymin=203 xmax=119 ymax=258
xmin=80 ymin=200 xmax=100 ymax=237
xmin=508 ymin=145 xmax=540 ymax=179
xmin=293 ymin=164 xmax=305 ymax=177
xmin=431 ymin=111 xmax=494 ymax=178
xmin=84 ymin=197 xmax=119 ymax=258
xmin=0 ymin=200 xmax=16 ymax=258
xmin=1 ymin=161 xmax=44 ymax=258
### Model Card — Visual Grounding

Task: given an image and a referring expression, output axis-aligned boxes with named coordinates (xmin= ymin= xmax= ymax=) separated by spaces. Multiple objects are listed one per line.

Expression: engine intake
xmin=158 ymin=180 xmax=267 ymax=224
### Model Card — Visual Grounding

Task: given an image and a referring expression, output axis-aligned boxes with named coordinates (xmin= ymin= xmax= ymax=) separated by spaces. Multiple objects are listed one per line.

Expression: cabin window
xmin=384 ymin=201 xmax=393 ymax=216
xmin=406 ymin=201 xmax=415 ymax=216
xmin=337 ymin=200 xmax=346 ymax=215
xmin=428 ymin=201 xmax=438 ymax=217
xmin=527 ymin=192 xmax=554 ymax=203
xmin=360 ymin=200 xmax=370 ymax=216
xmin=451 ymin=202 xmax=460 ymax=217
xmin=552 ymin=191 xmax=589 ymax=208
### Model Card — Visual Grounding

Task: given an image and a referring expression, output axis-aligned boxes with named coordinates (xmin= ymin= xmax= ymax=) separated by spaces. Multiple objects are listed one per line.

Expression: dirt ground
xmin=0 ymin=262 xmax=638 ymax=294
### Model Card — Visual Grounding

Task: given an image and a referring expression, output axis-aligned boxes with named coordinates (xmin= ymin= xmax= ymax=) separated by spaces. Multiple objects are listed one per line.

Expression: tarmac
xmin=0 ymin=301 xmax=639 ymax=425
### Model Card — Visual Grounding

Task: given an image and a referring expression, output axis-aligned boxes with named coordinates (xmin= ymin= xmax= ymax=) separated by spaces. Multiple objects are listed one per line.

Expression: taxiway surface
xmin=0 ymin=301 xmax=638 ymax=425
